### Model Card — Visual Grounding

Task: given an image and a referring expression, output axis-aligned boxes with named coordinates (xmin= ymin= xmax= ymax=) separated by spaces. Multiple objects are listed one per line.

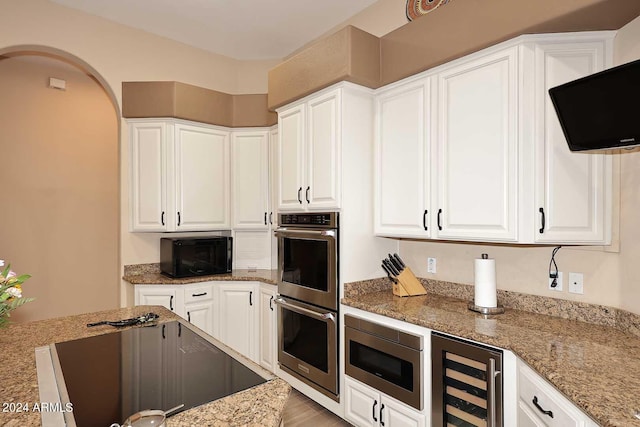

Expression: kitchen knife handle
xmin=437 ymin=209 xmax=443 ymax=231
xmin=297 ymin=187 xmax=302 ymax=204
xmin=423 ymin=210 xmax=428 ymax=231
xmin=539 ymin=207 xmax=545 ymax=234
xmin=306 ymin=186 xmax=310 ymax=203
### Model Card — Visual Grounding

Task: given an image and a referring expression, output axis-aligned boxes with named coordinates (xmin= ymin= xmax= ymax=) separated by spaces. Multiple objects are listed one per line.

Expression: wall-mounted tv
xmin=549 ymin=58 xmax=640 ymax=152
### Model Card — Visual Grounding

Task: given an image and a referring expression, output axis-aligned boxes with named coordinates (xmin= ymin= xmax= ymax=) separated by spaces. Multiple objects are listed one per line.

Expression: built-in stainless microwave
xmin=160 ymin=235 xmax=232 ymax=278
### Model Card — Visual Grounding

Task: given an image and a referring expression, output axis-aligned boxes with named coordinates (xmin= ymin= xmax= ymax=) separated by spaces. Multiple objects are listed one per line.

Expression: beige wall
xmin=0 ymin=55 xmax=118 ymax=322
xmin=1 ymin=0 xmax=279 ymax=308
xmin=398 ymin=16 xmax=640 ymax=313
xmin=615 ymin=15 xmax=640 ymax=314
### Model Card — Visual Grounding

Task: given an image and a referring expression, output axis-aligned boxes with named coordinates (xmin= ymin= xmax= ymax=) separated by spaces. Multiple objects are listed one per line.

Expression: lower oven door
xmin=275 ymin=296 xmax=338 ymax=397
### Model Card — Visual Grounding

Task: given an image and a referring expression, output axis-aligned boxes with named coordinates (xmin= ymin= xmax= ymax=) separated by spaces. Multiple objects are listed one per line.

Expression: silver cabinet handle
xmin=488 ymin=358 xmax=501 ymax=427
xmin=274 ymin=297 xmax=335 ymax=323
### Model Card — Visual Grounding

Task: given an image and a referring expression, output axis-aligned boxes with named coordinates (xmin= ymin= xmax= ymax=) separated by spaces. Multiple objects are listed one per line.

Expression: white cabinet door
xmin=217 ymin=282 xmax=258 ymax=362
xmin=232 ymin=130 xmax=270 ymax=229
xmin=174 ymin=123 xmax=230 ymax=230
xmin=374 ymin=78 xmax=431 ymax=238
xmin=345 ymin=377 xmax=379 ymax=427
xmin=306 ymin=89 xmax=341 ymax=210
xmin=184 ymin=301 xmax=213 ymax=335
xmin=258 ymin=284 xmax=277 ymax=372
xmin=435 ymin=46 xmax=519 ymax=242
xmin=383 ymin=399 xmax=426 ymax=427
xmin=135 ymin=285 xmax=182 ymax=316
xmin=278 ymin=104 xmax=305 ymax=211
xmin=129 ymin=121 xmax=168 ymax=232
xmin=269 ymin=126 xmax=279 ymax=269
xmin=533 ymin=41 xmax=612 ymax=244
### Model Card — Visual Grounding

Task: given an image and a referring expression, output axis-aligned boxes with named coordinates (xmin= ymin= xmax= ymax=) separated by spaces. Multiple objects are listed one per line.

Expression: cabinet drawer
xmin=184 ymin=284 xmax=214 ymax=303
xmin=518 ymin=364 xmax=581 ymax=427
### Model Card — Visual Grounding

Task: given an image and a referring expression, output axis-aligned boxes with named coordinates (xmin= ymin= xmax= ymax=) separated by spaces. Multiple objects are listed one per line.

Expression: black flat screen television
xmin=548 ymin=58 xmax=640 ymax=152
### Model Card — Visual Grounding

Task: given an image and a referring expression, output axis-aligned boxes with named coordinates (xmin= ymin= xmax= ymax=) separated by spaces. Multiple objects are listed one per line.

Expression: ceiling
xmin=50 ymin=0 xmax=381 ymax=61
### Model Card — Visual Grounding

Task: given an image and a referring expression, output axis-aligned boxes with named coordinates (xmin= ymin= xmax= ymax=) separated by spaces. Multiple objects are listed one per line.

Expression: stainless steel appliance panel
xmin=345 ymin=315 xmax=423 ymax=410
xmin=432 ymin=332 xmax=503 ymax=427
xmin=275 ymin=296 xmax=338 ymax=397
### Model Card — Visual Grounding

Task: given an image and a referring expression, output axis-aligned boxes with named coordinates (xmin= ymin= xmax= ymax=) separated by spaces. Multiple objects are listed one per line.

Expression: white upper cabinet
xmin=277 ymin=87 xmax=342 ymax=211
xmin=130 ymin=121 xmax=168 ymax=231
xmin=231 ymin=129 xmax=270 ymax=229
xmin=531 ymin=38 xmax=613 ymax=244
xmin=374 ymin=78 xmax=431 ymax=238
xmin=174 ymin=123 xmax=230 ymax=231
xmin=374 ymin=31 xmax=614 ymax=245
xmin=435 ymin=46 xmax=519 ymax=242
xmin=129 ymin=119 xmax=230 ymax=232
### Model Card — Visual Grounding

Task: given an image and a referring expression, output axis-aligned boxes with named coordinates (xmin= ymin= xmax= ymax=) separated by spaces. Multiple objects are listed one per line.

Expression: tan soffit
xmin=122 ymin=82 xmax=276 ymax=127
xmin=380 ymin=0 xmax=640 ymax=85
xmin=266 ymin=0 xmax=640 ymax=108
xmin=268 ymin=26 xmax=380 ymax=110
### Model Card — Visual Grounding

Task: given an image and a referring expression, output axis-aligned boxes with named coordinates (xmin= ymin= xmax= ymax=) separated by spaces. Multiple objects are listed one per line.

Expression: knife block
xmin=392 ymin=267 xmax=427 ymax=297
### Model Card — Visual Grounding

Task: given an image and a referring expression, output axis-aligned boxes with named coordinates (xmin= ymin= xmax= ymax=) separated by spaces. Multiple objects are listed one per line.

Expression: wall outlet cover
xmin=427 ymin=257 xmax=436 ymax=274
xmin=568 ymin=272 xmax=584 ymax=294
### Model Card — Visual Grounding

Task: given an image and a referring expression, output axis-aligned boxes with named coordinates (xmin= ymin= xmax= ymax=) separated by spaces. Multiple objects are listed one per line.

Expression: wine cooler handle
xmin=488 ymin=358 xmax=501 ymax=427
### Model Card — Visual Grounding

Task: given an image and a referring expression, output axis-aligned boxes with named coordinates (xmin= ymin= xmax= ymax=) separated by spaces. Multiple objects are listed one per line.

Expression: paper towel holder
xmin=469 ymin=253 xmax=505 ymax=315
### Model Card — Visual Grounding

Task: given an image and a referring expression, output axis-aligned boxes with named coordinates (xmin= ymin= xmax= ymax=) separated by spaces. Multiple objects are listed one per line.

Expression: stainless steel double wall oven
xmin=274 ymin=212 xmax=339 ymax=400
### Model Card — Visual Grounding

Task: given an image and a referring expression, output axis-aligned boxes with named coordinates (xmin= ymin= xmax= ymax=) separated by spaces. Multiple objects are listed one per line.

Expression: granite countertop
xmin=0 ymin=305 xmax=290 ymax=427
xmin=124 ymin=268 xmax=278 ymax=285
xmin=342 ymin=280 xmax=640 ymax=427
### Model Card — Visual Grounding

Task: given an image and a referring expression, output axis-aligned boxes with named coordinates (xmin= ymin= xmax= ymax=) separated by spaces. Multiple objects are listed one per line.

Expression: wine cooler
xmin=432 ymin=332 xmax=503 ymax=427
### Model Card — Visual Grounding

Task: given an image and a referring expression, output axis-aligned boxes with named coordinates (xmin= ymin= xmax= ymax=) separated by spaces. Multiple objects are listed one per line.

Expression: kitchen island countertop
xmin=342 ymin=280 xmax=640 ymax=427
xmin=0 ymin=305 xmax=289 ymax=427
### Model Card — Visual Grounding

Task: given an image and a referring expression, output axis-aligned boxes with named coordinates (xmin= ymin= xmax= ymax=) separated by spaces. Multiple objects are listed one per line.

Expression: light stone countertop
xmin=342 ymin=278 xmax=640 ymax=427
xmin=0 ymin=305 xmax=289 ymax=427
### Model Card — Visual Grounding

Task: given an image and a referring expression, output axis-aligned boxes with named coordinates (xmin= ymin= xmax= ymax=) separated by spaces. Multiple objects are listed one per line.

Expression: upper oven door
xmin=275 ymin=227 xmax=338 ymax=310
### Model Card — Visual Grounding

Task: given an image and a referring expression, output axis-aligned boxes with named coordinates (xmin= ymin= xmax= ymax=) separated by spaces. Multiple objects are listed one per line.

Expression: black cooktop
xmin=54 ymin=321 xmax=266 ymax=426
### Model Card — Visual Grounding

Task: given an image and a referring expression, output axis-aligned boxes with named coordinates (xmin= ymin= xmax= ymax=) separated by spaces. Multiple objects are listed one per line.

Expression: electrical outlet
xmin=548 ymin=271 xmax=563 ymax=291
xmin=427 ymin=258 xmax=436 ymax=274
xmin=568 ymin=272 xmax=584 ymax=294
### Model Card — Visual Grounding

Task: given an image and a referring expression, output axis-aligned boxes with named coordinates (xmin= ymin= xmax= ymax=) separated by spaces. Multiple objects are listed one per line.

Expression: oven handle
xmin=274 ymin=297 xmax=336 ymax=323
xmin=274 ymin=229 xmax=336 ymax=238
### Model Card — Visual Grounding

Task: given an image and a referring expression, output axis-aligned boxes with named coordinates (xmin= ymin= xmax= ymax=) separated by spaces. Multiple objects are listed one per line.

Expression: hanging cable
xmin=549 ymin=246 xmax=562 ymax=288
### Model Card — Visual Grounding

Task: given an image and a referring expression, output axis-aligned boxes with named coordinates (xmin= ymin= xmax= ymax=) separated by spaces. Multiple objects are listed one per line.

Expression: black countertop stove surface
xmin=54 ymin=321 xmax=266 ymax=426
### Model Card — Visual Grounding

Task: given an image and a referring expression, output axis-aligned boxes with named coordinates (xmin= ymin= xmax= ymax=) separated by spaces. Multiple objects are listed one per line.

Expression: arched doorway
xmin=0 ymin=46 xmax=120 ymax=322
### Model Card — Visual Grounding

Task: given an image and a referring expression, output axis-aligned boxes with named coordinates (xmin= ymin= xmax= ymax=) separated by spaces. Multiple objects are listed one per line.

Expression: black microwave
xmin=160 ymin=235 xmax=232 ymax=278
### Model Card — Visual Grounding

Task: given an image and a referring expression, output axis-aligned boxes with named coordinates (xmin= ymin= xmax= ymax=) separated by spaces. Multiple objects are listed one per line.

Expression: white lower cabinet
xmin=216 ymin=281 xmax=259 ymax=363
xmin=135 ymin=281 xmax=269 ymax=364
xmin=345 ymin=377 xmax=426 ymax=427
xmin=183 ymin=283 xmax=215 ymax=336
xmin=258 ymin=284 xmax=277 ymax=372
xmin=517 ymin=360 xmax=598 ymax=427
xmin=135 ymin=285 xmax=183 ymax=315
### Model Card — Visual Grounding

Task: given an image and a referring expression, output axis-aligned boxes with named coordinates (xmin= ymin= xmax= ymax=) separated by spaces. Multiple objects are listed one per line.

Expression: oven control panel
xmin=279 ymin=212 xmax=338 ymax=228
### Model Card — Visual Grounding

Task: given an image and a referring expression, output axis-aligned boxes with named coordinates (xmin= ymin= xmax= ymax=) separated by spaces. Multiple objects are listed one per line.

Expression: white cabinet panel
xmin=135 ymin=285 xmax=182 ymax=316
xmin=184 ymin=301 xmax=213 ymax=335
xmin=374 ymin=78 xmax=431 ymax=238
xmin=533 ymin=41 xmax=612 ymax=244
xmin=278 ymin=104 xmax=305 ymax=210
xmin=306 ymin=89 xmax=341 ymax=209
xmin=129 ymin=122 xmax=168 ymax=231
xmin=258 ymin=284 xmax=277 ymax=372
xmin=232 ymin=130 xmax=270 ymax=229
xmin=233 ymin=230 xmax=272 ymax=270
xmin=175 ymin=123 xmax=230 ymax=230
xmin=436 ymin=47 xmax=519 ymax=242
xmin=384 ymin=399 xmax=426 ymax=427
xmin=217 ymin=282 xmax=258 ymax=362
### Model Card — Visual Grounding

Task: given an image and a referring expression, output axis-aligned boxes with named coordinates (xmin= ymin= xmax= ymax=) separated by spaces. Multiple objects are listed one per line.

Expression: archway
xmin=0 ymin=45 xmax=120 ymax=322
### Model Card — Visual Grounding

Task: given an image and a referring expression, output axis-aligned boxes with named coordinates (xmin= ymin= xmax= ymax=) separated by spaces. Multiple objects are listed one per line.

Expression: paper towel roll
xmin=474 ymin=254 xmax=497 ymax=308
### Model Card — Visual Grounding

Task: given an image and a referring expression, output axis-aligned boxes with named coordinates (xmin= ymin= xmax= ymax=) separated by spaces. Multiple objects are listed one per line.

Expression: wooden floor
xmin=282 ymin=389 xmax=352 ymax=426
